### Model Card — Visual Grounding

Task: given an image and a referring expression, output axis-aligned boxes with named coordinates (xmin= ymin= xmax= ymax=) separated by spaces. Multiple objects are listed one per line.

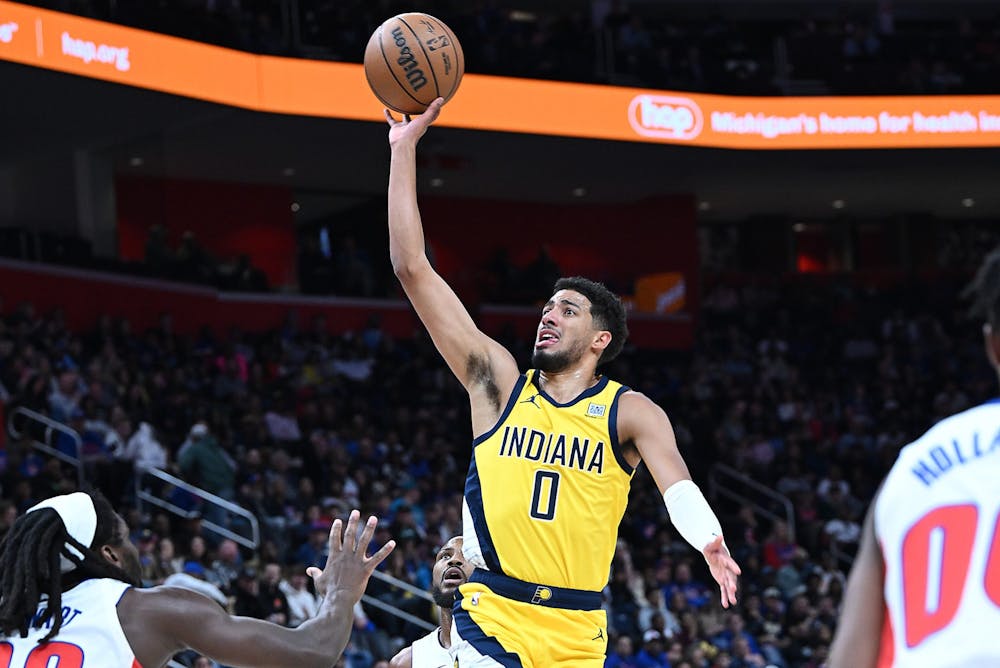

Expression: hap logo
xmin=628 ymin=95 xmax=703 ymax=140
xmin=0 ymin=22 xmax=18 ymax=44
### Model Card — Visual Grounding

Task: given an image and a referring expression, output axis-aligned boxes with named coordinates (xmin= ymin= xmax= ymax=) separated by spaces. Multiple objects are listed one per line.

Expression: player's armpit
xmin=827 ymin=503 xmax=885 ymax=668
xmin=394 ymin=262 xmax=519 ymax=396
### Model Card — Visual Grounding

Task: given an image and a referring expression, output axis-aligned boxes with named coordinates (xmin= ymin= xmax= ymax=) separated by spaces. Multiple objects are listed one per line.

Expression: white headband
xmin=27 ymin=492 xmax=98 ymax=573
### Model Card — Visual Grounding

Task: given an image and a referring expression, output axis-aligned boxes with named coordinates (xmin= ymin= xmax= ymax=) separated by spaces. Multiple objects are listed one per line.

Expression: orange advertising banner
xmin=4 ymin=0 xmax=1000 ymax=150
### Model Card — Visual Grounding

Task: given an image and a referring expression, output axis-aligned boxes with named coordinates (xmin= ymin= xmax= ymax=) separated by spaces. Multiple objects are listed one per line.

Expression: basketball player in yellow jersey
xmin=384 ymin=98 xmax=741 ymax=668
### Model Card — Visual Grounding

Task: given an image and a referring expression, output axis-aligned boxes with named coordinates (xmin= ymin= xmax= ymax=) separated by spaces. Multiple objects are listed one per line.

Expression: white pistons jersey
xmin=410 ymin=627 xmax=452 ymax=668
xmin=874 ymin=399 xmax=1000 ymax=667
xmin=1 ymin=578 xmax=139 ymax=668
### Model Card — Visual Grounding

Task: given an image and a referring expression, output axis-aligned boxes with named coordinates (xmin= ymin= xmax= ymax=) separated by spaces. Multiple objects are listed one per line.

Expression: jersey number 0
xmin=900 ymin=504 xmax=1000 ymax=648
xmin=530 ymin=470 xmax=561 ymax=521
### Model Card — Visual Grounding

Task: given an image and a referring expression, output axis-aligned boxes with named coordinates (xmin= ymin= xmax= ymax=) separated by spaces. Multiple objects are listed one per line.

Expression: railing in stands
xmin=7 ymin=406 xmax=85 ymax=488
xmin=365 ymin=570 xmax=436 ymax=633
xmin=135 ymin=466 xmax=261 ymax=551
xmin=708 ymin=463 xmax=796 ymax=543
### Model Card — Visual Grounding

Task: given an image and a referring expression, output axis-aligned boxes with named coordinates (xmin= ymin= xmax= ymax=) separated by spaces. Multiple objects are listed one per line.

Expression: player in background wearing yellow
xmin=389 ymin=536 xmax=471 ymax=668
xmin=384 ymin=98 xmax=740 ymax=668
xmin=828 ymin=248 xmax=1000 ymax=667
xmin=0 ymin=490 xmax=394 ymax=668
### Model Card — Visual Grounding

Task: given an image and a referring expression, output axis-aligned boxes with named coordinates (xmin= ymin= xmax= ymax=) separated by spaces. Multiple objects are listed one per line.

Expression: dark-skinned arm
xmin=120 ymin=511 xmax=394 ymax=668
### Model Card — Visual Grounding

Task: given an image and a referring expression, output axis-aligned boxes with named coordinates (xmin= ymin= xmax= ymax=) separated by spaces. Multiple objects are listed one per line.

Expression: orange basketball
xmin=363 ymin=13 xmax=464 ymax=114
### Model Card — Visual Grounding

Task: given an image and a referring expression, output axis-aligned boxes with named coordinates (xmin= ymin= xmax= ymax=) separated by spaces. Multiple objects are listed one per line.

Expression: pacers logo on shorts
xmin=531 ymin=586 xmax=553 ymax=605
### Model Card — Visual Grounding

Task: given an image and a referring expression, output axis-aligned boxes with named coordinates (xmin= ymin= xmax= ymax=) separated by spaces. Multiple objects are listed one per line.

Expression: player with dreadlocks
xmin=0 ymin=489 xmax=394 ymax=667
xmin=829 ymin=247 xmax=1000 ymax=667
xmin=0 ymin=490 xmax=141 ymax=643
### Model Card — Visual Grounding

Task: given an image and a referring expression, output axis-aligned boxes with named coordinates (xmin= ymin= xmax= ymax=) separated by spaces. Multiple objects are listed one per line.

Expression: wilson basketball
xmin=364 ymin=13 xmax=464 ymax=114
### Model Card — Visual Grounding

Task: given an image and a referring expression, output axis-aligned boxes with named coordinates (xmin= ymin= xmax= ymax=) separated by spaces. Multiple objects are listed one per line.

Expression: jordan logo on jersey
xmin=520 ymin=394 xmax=542 ymax=408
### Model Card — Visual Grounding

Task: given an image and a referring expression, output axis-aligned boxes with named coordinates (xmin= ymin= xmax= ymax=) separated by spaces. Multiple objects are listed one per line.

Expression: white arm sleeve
xmin=663 ymin=479 xmax=724 ymax=553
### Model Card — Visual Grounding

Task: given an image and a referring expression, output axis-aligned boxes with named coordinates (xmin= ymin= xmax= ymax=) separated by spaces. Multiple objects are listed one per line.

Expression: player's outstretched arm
xmin=384 ymin=98 xmax=518 ymax=394
xmin=827 ymin=503 xmax=884 ymax=668
xmin=619 ymin=392 xmax=741 ymax=607
xmin=120 ymin=511 xmax=394 ymax=668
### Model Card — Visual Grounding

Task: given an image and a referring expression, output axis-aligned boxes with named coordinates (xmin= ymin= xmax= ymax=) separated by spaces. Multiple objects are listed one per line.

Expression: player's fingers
xmin=384 ymin=108 xmax=397 ymax=125
xmin=726 ymin=575 xmax=739 ymax=606
xmin=356 ymin=515 xmax=378 ymax=555
xmin=423 ymin=97 xmax=444 ymax=122
xmin=328 ymin=518 xmax=343 ymax=553
xmin=404 ymin=114 xmax=412 ymax=123
xmin=343 ymin=510 xmax=361 ymax=552
xmin=367 ymin=539 xmax=396 ymax=570
xmin=306 ymin=566 xmax=321 ymax=580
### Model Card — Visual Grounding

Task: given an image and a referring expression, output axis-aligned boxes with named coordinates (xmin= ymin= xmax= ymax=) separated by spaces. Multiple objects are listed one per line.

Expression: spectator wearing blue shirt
xmin=606 ymin=635 xmax=640 ymax=668
xmin=662 ymin=562 xmax=711 ymax=610
xmin=635 ymin=629 xmax=671 ymax=667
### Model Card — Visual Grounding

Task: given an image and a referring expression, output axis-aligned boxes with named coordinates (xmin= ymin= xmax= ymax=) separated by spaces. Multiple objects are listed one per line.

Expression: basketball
xmin=363 ymin=13 xmax=464 ymax=115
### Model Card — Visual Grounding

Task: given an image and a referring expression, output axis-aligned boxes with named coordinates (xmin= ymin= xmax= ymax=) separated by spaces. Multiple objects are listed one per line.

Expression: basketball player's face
xmin=431 ymin=537 xmax=470 ymax=608
xmin=533 ymin=290 xmax=594 ymax=372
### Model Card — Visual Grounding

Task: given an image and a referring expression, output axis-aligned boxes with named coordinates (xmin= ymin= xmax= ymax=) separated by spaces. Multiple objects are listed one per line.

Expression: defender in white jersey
xmin=390 ymin=536 xmax=470 ymax=668
xmin=829 ymin=247 xmax=1000 ymax=668
xmin=0 ymin=490 xmax=394 ymax=668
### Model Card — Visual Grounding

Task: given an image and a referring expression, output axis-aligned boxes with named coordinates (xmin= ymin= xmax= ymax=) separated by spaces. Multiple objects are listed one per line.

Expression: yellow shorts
xmin=451 ymin=569 xmax=608 ymax=668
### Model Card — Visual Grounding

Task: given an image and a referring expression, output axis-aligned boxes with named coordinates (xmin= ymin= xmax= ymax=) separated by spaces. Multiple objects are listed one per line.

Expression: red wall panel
xmin=116 ymin=176 xmax=296 ymax=287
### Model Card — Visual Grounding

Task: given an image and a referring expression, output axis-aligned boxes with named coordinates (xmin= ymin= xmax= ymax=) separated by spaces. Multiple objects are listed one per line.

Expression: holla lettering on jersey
xmin=497 ymin=426 xmax=604 ymax=474
xmin=910 ymin=425 xmax=1000 ymax=487
xmin=29 ymin=605 xmax=83 ymax=630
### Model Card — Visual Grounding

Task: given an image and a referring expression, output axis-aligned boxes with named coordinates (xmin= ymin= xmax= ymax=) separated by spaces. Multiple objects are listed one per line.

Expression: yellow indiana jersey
xmin=462 ymin=369 xmax=635 ymax=592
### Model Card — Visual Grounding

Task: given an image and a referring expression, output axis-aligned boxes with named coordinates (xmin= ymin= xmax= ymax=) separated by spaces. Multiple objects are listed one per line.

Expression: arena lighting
xmin=832 ymin=200 xmax=846 ymax=209
xmin=281 ymin=167 xmax=296 ymax=177
xmin=5 ymin=1 xmax=1000 ymax=150
xmin=697 ymin=201 xmax=711 ymax=211
xmin=128 ymin=157 xmax=143 ymax=167
xmin=429 ymin=178 xmax=444 ymax=188
xmin=572 ymin=187 xmax=587 ymax=197
xmin=962 ymin=198 xmax=975 ymax=207
xmin=290 ymin=202 xmax=300 ymax=212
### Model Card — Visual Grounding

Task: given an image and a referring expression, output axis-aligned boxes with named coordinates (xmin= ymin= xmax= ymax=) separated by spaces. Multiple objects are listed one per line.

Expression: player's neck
xmin=536 ymin=367 xmax=599 ymax=403
xmin=438 ymin=610 xmax=453 ymax=648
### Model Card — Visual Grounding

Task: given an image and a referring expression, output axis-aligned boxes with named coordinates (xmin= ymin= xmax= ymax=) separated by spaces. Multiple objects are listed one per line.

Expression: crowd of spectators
xmin=20 ymin=0 xmax=1000 ymax=95
xmin=139 ymin=225 xmax=270 ymax=291
xmin=0 ymin=256 xmax=992 ymax=667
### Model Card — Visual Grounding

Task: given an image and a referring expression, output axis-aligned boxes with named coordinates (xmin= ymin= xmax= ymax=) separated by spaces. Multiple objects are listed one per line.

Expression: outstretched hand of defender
xmin=385 ymin=97 xmax=445 ymax=147
xmin=703 ymin=535 xmax=741 ymax=608
xmin=307 ymin=510 xmax=395 ymax=603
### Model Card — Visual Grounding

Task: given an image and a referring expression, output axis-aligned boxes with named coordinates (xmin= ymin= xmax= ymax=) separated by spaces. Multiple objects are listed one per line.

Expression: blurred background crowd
xmin=3 ymin=1 xmax=999 ymax=667
xmin=0 ymin=262 xmax=991 ymax=667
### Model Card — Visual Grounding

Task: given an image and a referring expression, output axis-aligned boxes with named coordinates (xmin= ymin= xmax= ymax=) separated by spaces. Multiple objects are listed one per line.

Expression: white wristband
xmin=662 ymin=479 xmax=724 ymax=553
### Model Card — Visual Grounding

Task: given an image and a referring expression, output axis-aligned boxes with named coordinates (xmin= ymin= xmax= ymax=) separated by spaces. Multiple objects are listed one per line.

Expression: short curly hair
xmin=552 ymin=276 xmax=629 ymax=366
